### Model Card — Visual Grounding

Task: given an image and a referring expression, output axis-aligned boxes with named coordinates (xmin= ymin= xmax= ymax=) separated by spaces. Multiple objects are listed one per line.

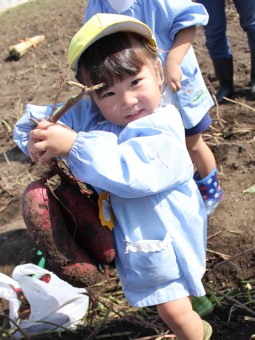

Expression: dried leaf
xmin=243 ymin=184 xmax=255 ymax=194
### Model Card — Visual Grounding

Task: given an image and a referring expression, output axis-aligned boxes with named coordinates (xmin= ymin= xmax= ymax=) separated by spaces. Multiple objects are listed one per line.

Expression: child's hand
xmin=27 ymin=119 xmax=50 ymax=162
xmin=27 ymin=136 xmax=41 ymax=162
xmin=165 ymin=26 xmax=196 ymax=92
xmin=164 ymin=59 xmax=182 ymax=92
xmin=29 ymin=120 xmax=78 ymax=164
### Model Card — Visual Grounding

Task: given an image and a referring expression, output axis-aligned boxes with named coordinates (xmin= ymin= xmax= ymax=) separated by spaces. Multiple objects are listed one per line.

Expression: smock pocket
xmin=177 ymin=68 xmax=204 ymax=109
xmin=124 ymin=233 xmax=182 ymax=289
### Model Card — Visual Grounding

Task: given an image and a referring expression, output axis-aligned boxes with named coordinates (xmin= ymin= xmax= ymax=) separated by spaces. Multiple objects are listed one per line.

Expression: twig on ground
xmin=207 ymin=231 xmax=222 ymax=240
xmin=0 ymin=311 xmax=30 ymax=339
xmin=223 ymin=96 xmax=255 ymax=112
xmin=3 ymin=152 xmax=11 ymax=166
xmin=82 ymin=275 xmax=170 ymax=339
xmin=206 ymin=249 xmax=230 ymax=260
xmin=95 ymin=331 xmax=133 ymax=339
xmin=133 ymin=334 xmax=175 ymax=340
xmin=212 ymin=94 xmax=225 ymax=129
xmin=204 ymin=283 xmax=255 ymax=317
xmin=208 ymin=247 xmax=255 ymax=273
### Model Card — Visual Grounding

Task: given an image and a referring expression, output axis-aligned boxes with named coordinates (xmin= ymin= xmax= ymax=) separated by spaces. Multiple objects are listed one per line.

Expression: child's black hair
xmin=77 ymin=31 xmax=158 ymax=97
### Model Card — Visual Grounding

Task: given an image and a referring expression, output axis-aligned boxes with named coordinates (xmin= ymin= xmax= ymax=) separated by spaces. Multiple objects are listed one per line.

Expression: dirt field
xmin=0 ymin=0 xmax=254 ymax=339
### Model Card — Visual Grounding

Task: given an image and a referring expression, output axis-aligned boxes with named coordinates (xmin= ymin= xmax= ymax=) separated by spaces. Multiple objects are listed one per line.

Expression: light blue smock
xmin=84 ymin=0 xmax=215 ymax=130
xmin=68 ymin=100 xmax=207 ymax=307
xmin=14 ymin=89 xmax=207 ymax=307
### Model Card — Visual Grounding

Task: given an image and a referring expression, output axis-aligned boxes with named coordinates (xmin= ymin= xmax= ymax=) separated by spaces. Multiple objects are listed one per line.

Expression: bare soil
xmin=0 ymin=0 xmax=254 ymax=339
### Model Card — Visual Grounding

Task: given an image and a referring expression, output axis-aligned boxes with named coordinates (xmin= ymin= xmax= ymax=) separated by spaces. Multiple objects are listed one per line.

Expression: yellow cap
xmin=67 ymin=13 xmax=156 ymax=74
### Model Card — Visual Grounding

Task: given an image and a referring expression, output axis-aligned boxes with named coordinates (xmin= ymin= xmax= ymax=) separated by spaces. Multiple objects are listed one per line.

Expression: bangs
xmin=77 ymin=32 xmax=158 ymax=95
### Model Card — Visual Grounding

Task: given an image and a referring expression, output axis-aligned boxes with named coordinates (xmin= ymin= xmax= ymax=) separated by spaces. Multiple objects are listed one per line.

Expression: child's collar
xmin=107 ymin=0 xmax=136 ymax=12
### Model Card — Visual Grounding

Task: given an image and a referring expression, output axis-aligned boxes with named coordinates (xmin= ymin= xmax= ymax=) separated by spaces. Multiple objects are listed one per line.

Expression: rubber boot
xmin=194 ymin=167 xmax=224 ymax=216
xmin=212 ymin=57 xmax=234 ymax=104
xmin=251 ymin=51 xmax=255 ymax=99
xmin=192 ymin=296 xmax=214 ymax=317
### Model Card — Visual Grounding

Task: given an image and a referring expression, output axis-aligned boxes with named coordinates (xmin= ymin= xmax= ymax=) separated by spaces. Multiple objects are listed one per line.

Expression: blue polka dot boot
xmin=194 ymin=167 xmax=224 ymax=216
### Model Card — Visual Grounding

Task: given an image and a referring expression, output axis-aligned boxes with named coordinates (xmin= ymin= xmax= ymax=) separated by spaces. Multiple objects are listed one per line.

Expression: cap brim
xmin=68 ymin=13 xmax=156 ymax=73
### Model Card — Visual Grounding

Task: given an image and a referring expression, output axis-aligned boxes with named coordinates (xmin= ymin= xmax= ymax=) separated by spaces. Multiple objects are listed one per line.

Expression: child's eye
xmin=102 ymin=91 xmax=115 ymax=98
xmin=131 ymin=78 xmax=142 ymax=87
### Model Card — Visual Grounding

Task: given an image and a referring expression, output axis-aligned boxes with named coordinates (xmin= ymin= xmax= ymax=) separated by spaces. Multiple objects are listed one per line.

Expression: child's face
xmin=93 ymin=64 xmax=162 ymax=126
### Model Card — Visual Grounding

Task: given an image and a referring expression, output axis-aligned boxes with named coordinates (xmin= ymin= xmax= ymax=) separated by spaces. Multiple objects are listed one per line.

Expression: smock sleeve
xmin=13 ymin=103 xmax=60 ymax=156
xmin=13 ymin=98 xmax=102 ymax=156
xmin=67 ymin=106 xmax=193 ymax=198
xmin=157 ymin=0 xmax=209 ymax=41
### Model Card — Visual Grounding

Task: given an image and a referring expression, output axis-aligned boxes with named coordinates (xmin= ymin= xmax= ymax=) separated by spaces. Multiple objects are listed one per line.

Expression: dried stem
xmin=223 ymin=96 xmax=255 ymax=112
xmin=0 ymin=311 xmax=30 ymax=339
xmin=51 ymin=69 xmax=70 ymax=113
xmin=208 ymin=247 xmax=255 ymax=273
xmin=48 ymin=81 xmax=105 ymax=123
xmin=204 ymin=283 xmax=255 ymax=317
xmin=212 ymin=94 xmax=225 ymax=129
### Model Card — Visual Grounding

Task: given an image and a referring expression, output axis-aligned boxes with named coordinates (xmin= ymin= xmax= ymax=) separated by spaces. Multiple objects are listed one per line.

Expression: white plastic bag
xmin=0 ymin=263 xmax=89 ymax=338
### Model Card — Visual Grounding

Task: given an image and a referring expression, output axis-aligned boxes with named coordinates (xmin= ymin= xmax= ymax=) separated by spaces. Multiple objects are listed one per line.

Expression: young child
xmin=21 ymin=13 xmax=212 ymax=340
xmin=83 ymin=0 xmax=224 ymax=215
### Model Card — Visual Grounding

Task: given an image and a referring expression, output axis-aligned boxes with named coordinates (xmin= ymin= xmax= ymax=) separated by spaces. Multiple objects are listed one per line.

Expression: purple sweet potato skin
xmin=54 ymin=183 xmax=115 ymax=264
xmin=22 ymin=179 xmax=98 ymax=287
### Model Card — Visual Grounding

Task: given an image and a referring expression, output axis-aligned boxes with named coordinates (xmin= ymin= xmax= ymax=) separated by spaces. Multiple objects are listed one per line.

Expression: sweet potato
xmin=54 ymin=183 xmax=115 ymax=264
xmin=22 ymin=178 xmax=98 ymax=287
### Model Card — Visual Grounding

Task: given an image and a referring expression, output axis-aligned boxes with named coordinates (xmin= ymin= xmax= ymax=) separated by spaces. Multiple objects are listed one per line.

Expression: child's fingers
xmin=29 ymin=151 xmax=37 ymax=162
xmin=37 ymin=118 xmax=52 ymax=128
xmin=27 ymin=139 xmax=40 ymax=162
xmin=174 ymin=80 xmax=181 ymax=91
xmin=31 ymin=139 xmax=48 ymax=154
xmin=169 ymin=82 xmax=178 ymax=92
xmin=30 ymin=152 xmax=44 ymax=162
xmin=29 ymin=120 xmax=55 ymax=141
xmin=169 ymin=80 xmax=181 ymax=92
xmin=37 ymin=149 xmax=56 ymax=164
xmin=39 ymin=121 xmax=55 ymax=130
xmin=30 ymin=128 xmax=47 ymax=140
xmin=29 ymin=139 xmax=53 ymax=163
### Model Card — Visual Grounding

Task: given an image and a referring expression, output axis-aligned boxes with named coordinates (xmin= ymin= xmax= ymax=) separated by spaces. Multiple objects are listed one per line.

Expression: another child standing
xmin=22 ymin=13 xmax=212 ymax=340
xmin=84 ymin=0 xmax=224 ymax=215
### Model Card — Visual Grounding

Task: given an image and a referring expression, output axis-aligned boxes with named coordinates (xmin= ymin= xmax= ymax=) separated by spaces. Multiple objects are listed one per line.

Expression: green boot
xmin=192 ymin=296 xmax=214 ymax=317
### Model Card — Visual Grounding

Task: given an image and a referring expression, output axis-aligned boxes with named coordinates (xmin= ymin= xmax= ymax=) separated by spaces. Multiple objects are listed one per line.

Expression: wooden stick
xmin=223 ymin=96 xmax=255 ymax=112
xmin=30 ymin=81 xmax=104 ymax=125
xmin=209 ymin=247 xmax=255 ymax=273
xmin=9 ymin=35 xmax=45 ymax=58
xmin=48 ymin=82 xmax=104 ymax=123
xmin=204 ymin=283 xmax=255 ymax=317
